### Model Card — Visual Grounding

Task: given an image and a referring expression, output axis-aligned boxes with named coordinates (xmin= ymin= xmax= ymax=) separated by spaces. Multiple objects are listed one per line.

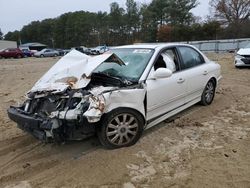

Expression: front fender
xmin=103 ymin=88 xmax=146 ymax=119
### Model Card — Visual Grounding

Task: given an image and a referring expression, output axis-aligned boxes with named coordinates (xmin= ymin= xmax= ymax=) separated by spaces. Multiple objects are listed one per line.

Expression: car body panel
xmin=146 ymin=70 xmax=187 ymax=121
xmin=30 ymin=50 xmax=124 ymax=94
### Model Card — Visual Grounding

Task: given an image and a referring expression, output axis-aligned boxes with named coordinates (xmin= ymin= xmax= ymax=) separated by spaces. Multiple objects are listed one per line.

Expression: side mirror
xmin=153 ymin=68 xmax=172 ymax=79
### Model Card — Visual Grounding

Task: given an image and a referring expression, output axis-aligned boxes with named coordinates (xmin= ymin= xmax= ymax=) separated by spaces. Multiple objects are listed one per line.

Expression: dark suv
xmin=0 ymin=48 xmax=24 ymax=58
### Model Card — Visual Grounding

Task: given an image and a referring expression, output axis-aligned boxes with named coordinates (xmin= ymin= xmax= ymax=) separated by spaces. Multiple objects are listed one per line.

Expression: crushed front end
xmin=7 ymin=89 xmax=100 ymax=142
xmin=7 ymin=49 xmax=147 ymax=144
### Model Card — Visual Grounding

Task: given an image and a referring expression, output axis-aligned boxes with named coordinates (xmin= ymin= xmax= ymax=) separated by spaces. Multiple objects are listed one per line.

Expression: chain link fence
xmin=186 ymin=38 xmax=250 ymax=53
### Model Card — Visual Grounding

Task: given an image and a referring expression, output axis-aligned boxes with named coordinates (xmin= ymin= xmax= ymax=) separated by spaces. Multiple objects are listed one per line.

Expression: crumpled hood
xmin=237 ymin=48 xmax=250 ymax=55
xmin=29 ymin=50 xmax=123 ymax=93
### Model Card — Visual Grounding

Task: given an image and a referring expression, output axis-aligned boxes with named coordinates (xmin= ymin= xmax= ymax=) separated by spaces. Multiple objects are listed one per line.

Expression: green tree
xmin=125 ymin=0 xmax=140 ymax=43
xmin=4 ymin=31 xmax=20 ymax=44
xmin=2 ymin=0 xmax=211 ymax=47
xmin=140 ymin=3 xmax=158 ymax=42
xmin=108 ymin=2 xmax=126 ymax=45
xmin=148 ymin=0 xmax=198 ymax=26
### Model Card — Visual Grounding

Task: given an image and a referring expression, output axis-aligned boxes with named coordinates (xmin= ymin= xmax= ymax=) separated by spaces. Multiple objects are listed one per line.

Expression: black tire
xmin=40 ymin=54 xmax=44 ymax=58
xmin=17 ymin=54 xmax=22 ymax=58
xmin=235 ymin=66 xmax=244 ymax=69
xmin=97 ymin=108 xmax=144 ymax=149
xmin=200 ymin=80 xmax=216 ymax=106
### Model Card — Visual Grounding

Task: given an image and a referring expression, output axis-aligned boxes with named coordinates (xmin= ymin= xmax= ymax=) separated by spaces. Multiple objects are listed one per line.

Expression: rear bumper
xmin=7 ymin=106 xmax=51 ymax=140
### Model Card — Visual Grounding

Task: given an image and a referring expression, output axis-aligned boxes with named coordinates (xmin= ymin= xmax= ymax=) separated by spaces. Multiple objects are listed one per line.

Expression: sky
xmin=0 ymin=0 xmax=210 ymax=35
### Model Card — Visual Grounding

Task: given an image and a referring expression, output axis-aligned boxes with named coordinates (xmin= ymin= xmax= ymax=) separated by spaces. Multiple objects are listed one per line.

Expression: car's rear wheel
xmin=200 ymin=80 xmax=216 ymax=106
xmin=17 ymin=54 xmax=22 ymax=58
xmin=97 ymin=108 xmax=144 ymax=149
xmin=40 ymin=54 xmax=44 ymax=58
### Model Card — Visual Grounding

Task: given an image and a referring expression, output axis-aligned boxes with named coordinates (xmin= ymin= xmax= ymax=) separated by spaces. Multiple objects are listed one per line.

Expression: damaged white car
xmin=8 ymin=44 xmax=221 ymax=148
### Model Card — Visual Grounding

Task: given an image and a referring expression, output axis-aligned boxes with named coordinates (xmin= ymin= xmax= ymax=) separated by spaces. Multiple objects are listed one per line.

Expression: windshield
xmin=93 ymin=48 xmax=154 ymax=82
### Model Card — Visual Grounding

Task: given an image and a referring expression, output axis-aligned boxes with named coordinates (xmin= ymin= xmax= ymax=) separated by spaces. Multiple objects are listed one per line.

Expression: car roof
xmin=114 ymin=43 xmax=193 ymax=50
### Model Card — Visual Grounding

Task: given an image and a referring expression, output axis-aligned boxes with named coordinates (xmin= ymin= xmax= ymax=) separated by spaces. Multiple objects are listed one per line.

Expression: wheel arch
xmin=209 ymin=77 xmax=217 ymax=88
xmin=102 ymin=107 xmax=146 ymax=126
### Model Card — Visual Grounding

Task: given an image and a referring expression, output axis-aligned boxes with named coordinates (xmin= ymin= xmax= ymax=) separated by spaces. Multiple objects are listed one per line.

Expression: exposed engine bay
xmin=7 ymin=50 xmax=146 ymax=142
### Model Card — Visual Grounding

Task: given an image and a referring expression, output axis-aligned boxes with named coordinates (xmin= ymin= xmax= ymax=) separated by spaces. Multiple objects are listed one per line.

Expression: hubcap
xmin=106 ymin=113 xmax=138 ymax=146
xmin=205 ymin=82 xmax=214 ymax=103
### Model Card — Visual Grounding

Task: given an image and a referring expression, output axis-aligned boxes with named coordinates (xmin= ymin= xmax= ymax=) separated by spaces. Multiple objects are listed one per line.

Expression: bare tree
xmin=210 ymin=0 xmax=250 ymax=24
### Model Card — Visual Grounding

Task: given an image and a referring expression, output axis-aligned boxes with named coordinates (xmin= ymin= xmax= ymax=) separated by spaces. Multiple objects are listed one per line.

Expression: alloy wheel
xmin=204 ymin=81 xmax=214 ymax=103
xmin=106 ymin=113 xmax=139 ymax=146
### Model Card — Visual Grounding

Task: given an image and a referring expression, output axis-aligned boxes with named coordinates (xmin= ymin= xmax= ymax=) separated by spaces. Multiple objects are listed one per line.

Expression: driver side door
xmin=146 ymin=48 xmax=188 ymax=121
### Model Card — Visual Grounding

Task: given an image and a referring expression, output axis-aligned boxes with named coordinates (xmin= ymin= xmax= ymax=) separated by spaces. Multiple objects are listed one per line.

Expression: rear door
xmin=177 ymin=46 xmax=210 ymax=103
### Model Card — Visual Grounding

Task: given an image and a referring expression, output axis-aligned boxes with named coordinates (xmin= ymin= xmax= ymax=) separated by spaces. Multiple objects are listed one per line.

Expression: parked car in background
xmin=56 ymin=49 xmax=66 ymax=56
xmin=235 ymin=43 xmax=250 ymax=68
xmin=0 ymin=48 xmax=24 ymax=58
xmin=91 ymin=45 xmax=109 ymax=55
xmin=72 ymin=46 xmax=92 ymax=55
xmin=7 ymin=44 xmax=221 ymax=149
xmin=34 ymin=49 xmax=60 ymax=58
xmin=63 ymin=49 xmax=71 ymax=55
xmin=21 ymin=49 xmax=34 ymax=57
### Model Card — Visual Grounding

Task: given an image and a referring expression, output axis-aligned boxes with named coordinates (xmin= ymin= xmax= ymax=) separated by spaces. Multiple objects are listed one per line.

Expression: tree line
xmin=3 ymin=0 xmax=250 ymax=48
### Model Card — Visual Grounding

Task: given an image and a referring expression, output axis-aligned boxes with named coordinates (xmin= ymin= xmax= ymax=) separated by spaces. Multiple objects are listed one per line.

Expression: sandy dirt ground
xmin=0 ymin=54 xmax=249 ymax=188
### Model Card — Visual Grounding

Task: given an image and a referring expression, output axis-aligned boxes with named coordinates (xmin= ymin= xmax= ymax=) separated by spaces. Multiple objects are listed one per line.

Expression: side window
xmin=153 ymin=48 xmax=180 ymax=72
xmin=178 ymin=47 xmax=205 ymax=69
xmin=162 ymin=48 xmax=180 ymax=72
xmin=154 ymin=55 xmax=166 ymax=70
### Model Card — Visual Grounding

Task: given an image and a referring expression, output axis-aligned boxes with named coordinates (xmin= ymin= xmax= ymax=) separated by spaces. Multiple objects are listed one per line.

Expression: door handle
xmin=177 ymin=78 xmax=185 ymax=84
xmin=203 ymin=71 xmax=208 ymax=75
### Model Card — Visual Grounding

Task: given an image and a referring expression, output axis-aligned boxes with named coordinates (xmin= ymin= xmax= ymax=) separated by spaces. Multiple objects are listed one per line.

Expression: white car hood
xmin=237 ymin=48 xmax=250 ymax=55
xmin=30 ymin=50 xmax=122 ymax=93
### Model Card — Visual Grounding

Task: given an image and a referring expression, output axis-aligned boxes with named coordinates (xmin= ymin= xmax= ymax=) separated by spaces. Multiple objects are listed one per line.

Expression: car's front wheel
xmin=97 ymin=108 xmax=144 ymax=149
xmin=200 ymin=80 xmax=216 ymax=106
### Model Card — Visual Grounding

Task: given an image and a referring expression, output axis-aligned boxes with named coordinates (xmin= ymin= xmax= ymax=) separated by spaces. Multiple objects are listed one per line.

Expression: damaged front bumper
xmin=7 ymin=106 xmax=49 ymax=140
xmin=7 ymin=106 xmax=96 ymax=142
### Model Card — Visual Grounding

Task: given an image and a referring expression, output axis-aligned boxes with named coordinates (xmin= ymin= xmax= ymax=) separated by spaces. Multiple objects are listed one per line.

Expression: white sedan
xmin=235 ymin=43 xmax=250 ymax=68
xmin=8 ymin=44 xmax=221 ymax=149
